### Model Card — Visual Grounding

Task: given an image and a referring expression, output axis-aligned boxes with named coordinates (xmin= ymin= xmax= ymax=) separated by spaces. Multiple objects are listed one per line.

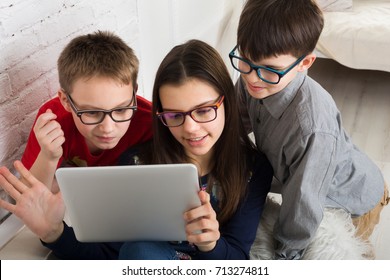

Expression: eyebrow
xmin=162 ymin=98 xmax=217 ymax=112
xmin=74 ymin=98 xmax=133 ymax=110
xmin=253 ymin=59 xmax=285 ymax=70
xmin=242 ymin=54 xmax=288 ymax=70
xmin=267 ymin=62 xmax=292 ymax=70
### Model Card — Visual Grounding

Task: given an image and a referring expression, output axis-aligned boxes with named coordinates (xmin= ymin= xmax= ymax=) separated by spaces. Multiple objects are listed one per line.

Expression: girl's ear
xmin=58 ymin=89 xmax=72 ymax=112
xmin=297 ymin=53 xmax=316 ymax=72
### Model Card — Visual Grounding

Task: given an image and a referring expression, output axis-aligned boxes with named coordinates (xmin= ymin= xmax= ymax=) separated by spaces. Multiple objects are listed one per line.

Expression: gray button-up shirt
xmin=236 ymin=72 xmax=384 ymax=259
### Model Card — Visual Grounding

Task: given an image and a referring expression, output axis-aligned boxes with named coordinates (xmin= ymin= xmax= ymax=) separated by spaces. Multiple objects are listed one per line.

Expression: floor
xmin=308 ymin=58 xmax=390 ymax=260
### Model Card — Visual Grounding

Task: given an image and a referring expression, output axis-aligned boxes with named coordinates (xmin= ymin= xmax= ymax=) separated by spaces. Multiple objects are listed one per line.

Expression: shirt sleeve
xmin=41 ymin=145 xmax=144 ymax=260
xmin=193 ymin=152 xmax=273 ymax=259
xmin=274 ymin=132 xmax=337 ymax=260
xmin=41 ymin=222 xmax=123 ymax=260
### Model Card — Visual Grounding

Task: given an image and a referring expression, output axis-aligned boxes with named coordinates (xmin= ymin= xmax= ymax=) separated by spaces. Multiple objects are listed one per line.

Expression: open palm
xmin=0 ymin=160 xmax=65 ymax=242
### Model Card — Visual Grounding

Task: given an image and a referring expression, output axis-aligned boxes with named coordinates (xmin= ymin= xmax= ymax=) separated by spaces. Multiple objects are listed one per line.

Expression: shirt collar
xmin=261 ymin=72 xmax=305 ymax=119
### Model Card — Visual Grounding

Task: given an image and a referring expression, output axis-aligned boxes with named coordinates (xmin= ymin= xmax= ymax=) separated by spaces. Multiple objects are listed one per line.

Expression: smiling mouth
xmin=248 ymin=83 xmax=264 ymax=90
xmin=190 ymin=136 xmax=205 ymax=141
xmin=187 ymin=135 xmax=207 ymax=143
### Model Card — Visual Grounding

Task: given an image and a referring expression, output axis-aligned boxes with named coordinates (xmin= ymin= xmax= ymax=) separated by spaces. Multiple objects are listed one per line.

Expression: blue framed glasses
xmin=229 ymin=45 xmax=306 ymax=84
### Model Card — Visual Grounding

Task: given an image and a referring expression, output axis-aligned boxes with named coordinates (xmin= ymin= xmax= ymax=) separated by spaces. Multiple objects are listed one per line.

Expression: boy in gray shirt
xmin=230 ymin=0 xmax=389 ymax=259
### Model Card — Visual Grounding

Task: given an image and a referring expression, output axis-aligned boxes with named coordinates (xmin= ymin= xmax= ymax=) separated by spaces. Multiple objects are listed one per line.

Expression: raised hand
xmin=0 ymin=160 xmax=65 ymax=243
xmin=33 ymin=109 xmax=65 ymax=161
xmin=183 ymin=190 xmax=220 ymax=252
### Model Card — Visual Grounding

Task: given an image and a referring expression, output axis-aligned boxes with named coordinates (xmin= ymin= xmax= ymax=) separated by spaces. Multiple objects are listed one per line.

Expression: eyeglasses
xmin=229 ymin=45 xmax=306 ymax=84
xmin=65 ymin=90 xmax=137 ymax=125
xmin=156 ymin=95 xmax=225 ymax=127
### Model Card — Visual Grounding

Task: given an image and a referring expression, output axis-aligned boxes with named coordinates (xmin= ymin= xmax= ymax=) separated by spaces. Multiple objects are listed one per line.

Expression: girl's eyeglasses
xmin=157 ymin=95 xmax=225 ymax=127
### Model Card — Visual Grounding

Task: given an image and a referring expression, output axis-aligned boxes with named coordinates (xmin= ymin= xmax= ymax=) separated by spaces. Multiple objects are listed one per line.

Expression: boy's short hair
xmin=237 ymin=0 xmax=324 ymax=60
xmin=58 ymin=30 xmax=139 ymax=94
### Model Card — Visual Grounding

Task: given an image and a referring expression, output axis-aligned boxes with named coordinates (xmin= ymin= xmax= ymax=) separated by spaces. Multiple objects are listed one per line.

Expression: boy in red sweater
xmin=21 ymin=31 xmax=152 ymax=193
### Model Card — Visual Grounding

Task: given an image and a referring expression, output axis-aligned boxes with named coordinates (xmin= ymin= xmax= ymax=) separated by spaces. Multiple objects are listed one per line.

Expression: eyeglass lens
xmin=161 ymin=106 xmax=217 ymax=127
xmin=80 ymin=108 xmax=135 ymax=124
xmin=230 ymin=57 xmax=280 ymax=84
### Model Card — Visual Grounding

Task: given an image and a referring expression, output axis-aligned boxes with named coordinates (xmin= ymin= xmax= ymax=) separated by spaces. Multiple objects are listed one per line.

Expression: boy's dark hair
xmin=237 ymin=0 xmax=324 ymax=60
xmin=57 ymin=30 xmax=139 ymax=94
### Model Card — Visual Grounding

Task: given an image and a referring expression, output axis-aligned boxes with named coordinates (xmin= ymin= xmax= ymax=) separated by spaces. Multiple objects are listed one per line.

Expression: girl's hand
xmin=0 ymin=160 xmax=65 ymax=243
xmin=33 ymin=109 xmax=65 ymax=161
xmin=184 ymin=190 xmax=220 ymax=252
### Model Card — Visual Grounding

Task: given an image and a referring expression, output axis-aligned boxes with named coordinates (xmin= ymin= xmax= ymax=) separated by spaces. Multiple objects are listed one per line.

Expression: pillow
xmin=315 ymin=0 xmax=353 ymax=12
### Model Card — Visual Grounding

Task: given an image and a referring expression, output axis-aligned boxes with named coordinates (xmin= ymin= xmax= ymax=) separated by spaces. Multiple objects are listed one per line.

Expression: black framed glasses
xmin=66 ymin=90 xmax=137 ymax=125
xmin=229 ymin=45 xmax=306 ymax=84
xmin=156 ymin=95 xmax=225 ymax=127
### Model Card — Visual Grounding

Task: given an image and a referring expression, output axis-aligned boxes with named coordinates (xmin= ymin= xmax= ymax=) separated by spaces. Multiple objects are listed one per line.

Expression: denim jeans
xmin=118 ymin=241 xmax=196 ymax=260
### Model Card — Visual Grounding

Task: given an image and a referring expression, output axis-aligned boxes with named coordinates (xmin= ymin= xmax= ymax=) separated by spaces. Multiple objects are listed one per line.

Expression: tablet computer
xmin=55 ymin=164 xmax=201 ymax=242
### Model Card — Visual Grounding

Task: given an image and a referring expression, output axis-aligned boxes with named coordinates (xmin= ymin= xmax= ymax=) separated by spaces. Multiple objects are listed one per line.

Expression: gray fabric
xmin=236 ymin=72 xmax=384 ymax=259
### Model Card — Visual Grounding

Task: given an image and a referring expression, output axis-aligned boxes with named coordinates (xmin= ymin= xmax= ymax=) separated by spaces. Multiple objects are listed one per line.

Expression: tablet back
xmin=55 ymin=164 xmax=201 ymax=242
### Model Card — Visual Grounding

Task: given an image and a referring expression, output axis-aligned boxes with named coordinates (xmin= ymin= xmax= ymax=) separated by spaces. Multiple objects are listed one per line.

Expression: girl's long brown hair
xmin=148 ymin=39 xmax=257 ymax=225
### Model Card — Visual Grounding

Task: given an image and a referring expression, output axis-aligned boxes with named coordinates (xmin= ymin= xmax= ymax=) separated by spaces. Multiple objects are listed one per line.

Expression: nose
xmin=97 ymin=114 xmax=115 ymax=133
xmin=246 ymin=68 xmax=262 ymax=83
xmin=182 ymin=115 xmax=199 ymax=132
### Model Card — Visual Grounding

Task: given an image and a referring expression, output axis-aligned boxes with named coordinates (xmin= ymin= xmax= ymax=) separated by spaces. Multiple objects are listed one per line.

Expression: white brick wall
xmin=0 ymin=0 xmax=140 ymax=171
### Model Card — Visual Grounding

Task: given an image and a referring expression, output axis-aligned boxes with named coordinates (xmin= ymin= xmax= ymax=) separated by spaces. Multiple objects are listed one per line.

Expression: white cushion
xmin=316 ymin=0 xmax=353 ymax=12
xmin=316 ymin=0 xmax=390 ymax=72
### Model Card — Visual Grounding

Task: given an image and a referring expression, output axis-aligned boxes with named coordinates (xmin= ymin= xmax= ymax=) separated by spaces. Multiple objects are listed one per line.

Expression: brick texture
xmin=0 ymin=0 xmax=139 ymax=170
xmin=0 ymin=0 xmax=139 ymax=221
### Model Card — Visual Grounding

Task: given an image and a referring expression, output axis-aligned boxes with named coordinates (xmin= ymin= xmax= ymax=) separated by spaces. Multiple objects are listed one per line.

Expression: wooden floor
xmin=309 ymin=58 xmax=390 ymax=260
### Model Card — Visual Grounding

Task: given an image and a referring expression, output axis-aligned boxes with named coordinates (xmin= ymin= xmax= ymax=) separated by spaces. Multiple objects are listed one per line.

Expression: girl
xmin=118 ymin=40 xmax=273 ymax=260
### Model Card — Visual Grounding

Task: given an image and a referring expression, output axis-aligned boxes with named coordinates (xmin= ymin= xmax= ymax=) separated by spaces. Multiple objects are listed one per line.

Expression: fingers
xmin=36 ymin=119 xmax=64 ymax=144
xmin=0 ymin=196 xmax=16 ymax=213
xmin=184 ymin=191 xmax=214 ymax=221
xmin=199 ymin=189 xmax=210 ymax=205
xmin=0 ymin=167 xmax=23 ymax=200
xmin=33 ymin=111 xmax=58 ymax=132
xmin=188 ymin=231 xmax=220 ymax=246
xmin=184 ymin=190 xmax=219 ymax=246
xmin=33 ymin=112 xmax=64 ymax=159
xmin=13 ymin=160 xmax=41 ymax=188
xmin=0 ymin=162 xmax=35 ymax=200
xmin=186 ymin=216 xmax=220 ymax=250
xmin=33 ymin=111 xmax=64 ymax=142
xmin=186 ymin=215 xmax=219 ymax=235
